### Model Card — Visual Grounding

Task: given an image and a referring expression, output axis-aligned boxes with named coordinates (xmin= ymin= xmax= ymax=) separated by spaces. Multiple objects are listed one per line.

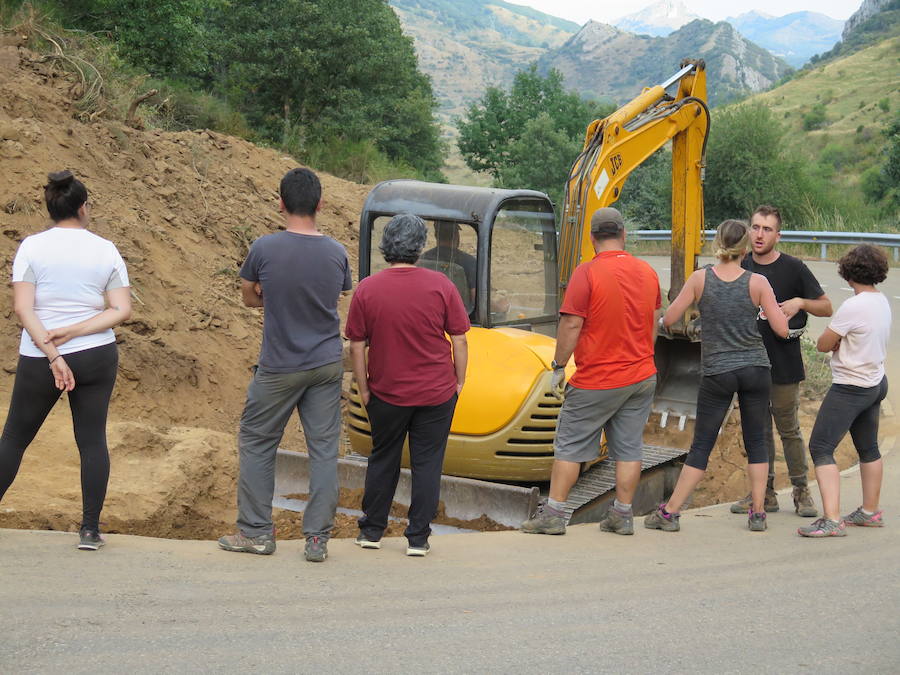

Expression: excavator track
xmin=562 ymin=444 xmax=687 ymax=521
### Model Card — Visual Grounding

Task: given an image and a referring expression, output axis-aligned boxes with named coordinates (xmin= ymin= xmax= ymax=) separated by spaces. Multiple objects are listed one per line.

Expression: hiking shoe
xmin=77 ymin=528 xmax=105 ymax=551
xmin=520 ymin=501 xmax=566 ymax=535
xmin=748 ymin=511 xmax=767 ymax=532
xmin=797 ymin=518 xmax=846 ymax=538
xmin=406 ymin=542 xmax=430 ymax=557
xmin=730 ymin=490 xmax=779 ymax=514
xmin=843 ymin=507 xmax=884 ymax=527
xmin=644 ymin=505 xmax=680 ymax=532
xmin=217 ymin=531 xmax=276 ymax=555
xmin=304 ymin=536 xmax=328 ymax=562
xmin=598 ymin=507 xmax=634 ymax=535
xmin=355 ymin=534 xmax=382 ymax=549
xmin=792 ymin=486 xmax=818 ymax=517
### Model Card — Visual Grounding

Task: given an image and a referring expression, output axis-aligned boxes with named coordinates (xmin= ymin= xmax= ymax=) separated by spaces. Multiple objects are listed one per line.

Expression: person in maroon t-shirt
xmin=346 ymin=213 xmax=470 ymax=557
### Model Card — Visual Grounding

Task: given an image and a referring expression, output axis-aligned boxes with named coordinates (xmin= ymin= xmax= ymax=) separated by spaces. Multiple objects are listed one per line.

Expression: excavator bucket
xmin=652 ymin=335 xmax=702 ymax=430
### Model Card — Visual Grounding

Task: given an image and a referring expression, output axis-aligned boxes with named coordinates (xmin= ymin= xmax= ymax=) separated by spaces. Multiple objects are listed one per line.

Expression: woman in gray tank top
xmin=645 ymin=220 xmax=789 ymax=533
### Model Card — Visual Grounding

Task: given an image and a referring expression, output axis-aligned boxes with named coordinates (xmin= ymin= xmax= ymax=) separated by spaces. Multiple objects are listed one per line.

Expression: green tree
xmin=214 ymin=0 xmax=442 ymax=177
xmin=704 ymin=102 xmax=818 ymax=226
xmin=56 ymin=0 xmax=215 ymax=79
xmin=457 ymin=65 xmax=611 ymax=203
xmin=495 ymin=112 xmax=582 ymax=207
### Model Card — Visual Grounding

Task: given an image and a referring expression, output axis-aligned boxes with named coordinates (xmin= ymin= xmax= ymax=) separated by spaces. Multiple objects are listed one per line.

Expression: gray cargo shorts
xmin=553 ymin=374 xmax=656 ymax=463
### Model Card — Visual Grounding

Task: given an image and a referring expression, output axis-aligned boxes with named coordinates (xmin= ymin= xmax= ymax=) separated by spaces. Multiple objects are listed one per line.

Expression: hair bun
xmin=46 ymin=170 xmax=75 ymax=187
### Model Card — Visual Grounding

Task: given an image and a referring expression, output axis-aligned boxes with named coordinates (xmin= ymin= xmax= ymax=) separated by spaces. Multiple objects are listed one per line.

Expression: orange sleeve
xmin=560 ymin=263 xmax=591 ymax=318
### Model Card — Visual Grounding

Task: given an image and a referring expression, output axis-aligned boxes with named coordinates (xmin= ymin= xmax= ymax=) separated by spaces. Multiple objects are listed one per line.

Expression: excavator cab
xmin=358 ymin=181 xmax=560 ymax=334
xmin=347 ymin=181 xmax=567 ymax=481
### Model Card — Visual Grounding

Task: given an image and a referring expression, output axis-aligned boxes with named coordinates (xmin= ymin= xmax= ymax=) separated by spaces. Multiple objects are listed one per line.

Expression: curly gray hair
xmin=379 ymin=213 xmax=427 ymax=264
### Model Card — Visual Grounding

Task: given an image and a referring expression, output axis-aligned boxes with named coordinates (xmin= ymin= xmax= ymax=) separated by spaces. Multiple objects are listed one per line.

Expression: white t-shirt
xmin=12 ymin=227 xmax=130 ymax=357
xmin=829 ymin=291 xmax=891 ymax=388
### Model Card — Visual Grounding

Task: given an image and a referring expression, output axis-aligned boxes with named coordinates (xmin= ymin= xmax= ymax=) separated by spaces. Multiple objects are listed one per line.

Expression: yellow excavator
xmin=346 ymin=60 xmax=710 ymax=489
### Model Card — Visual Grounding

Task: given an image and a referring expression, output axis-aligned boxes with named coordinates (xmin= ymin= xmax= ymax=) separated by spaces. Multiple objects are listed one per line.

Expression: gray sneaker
xmin=730 ymin=490 xmax=779 ymax=514
xmin=520 ymin=502 xmax=566 ymax=535
xmin=217 ymin=531 xmax=276 ymax=555
xmin=843 ymin=507 xmax=884 ymax=527
xmin=748 ymin=511 xmax=767 ymax=532
xmin=644 ymin=505 xmax=680 ymax=532
xmin=797 ymin=518 xmax=846 ymax=538
xmin=77 ymin=528 xmax=105 ymax=551
xmin=304 ymin=536 xmax=328 ymax=562
xmin=792 ymin=486 xmax=819 ymax=517
xmin=406 ymin=542 xmax=430 ymax=557
xmin=598 ymin=508 xmax=634 ymax=535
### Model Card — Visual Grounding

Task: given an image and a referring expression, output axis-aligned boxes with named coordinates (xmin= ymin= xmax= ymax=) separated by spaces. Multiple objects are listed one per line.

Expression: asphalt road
xmin=1 ymin=255 xmax=897 ymax=674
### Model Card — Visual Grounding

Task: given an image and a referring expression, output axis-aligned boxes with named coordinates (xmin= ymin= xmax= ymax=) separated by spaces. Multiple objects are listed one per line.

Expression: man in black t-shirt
xmin=731 ymin=205 xmax=832 ymax=518
xmin=419 ymin=221 xmax=477 ymax=310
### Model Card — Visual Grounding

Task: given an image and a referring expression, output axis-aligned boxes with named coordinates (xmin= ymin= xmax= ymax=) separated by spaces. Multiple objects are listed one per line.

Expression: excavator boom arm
xmin=559 ymin=60 xmax=709 ymax=300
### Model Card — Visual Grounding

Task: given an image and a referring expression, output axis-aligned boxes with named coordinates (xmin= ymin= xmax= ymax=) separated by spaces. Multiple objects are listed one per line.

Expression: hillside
xmin=754 ymin=35 xmax=900 ymax=192
xmin=0 ymin=41 xmax=369 ymax=537
xmin=389 ymin=0 xmax=578 ymax=120
xmin=538 ymin=19 xmax=793 ymax=106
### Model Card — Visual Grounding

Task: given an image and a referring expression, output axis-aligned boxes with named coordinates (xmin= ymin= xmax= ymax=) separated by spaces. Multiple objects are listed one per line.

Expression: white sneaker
xmin=406 ymin=543 xmax=430 ymax=557
xmin=355 ymin=534 xmax=381 ymax=549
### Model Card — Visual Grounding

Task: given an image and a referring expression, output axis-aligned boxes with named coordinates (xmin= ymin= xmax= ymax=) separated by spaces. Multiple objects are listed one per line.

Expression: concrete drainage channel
xmin=273 ymin=450 xmax=541 ymax=534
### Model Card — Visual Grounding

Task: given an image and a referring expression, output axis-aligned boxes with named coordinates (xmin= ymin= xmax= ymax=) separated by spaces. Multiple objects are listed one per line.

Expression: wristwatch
xmin=551 ymin=360 xmax=565 ymax=370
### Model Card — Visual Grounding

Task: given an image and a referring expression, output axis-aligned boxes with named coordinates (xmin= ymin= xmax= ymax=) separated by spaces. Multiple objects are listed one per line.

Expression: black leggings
xmin=685 ymin=365 xmax=771 ymax=471
xmin=0 ymin=343 xmax=118 ymax=530
xmin=808 ymin=377 xmax=888 ymax=467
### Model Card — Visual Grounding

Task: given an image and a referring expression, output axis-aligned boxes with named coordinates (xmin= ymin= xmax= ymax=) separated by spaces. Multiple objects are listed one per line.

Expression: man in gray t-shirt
xmin=218 ymin=168 xmax=351 ymax=563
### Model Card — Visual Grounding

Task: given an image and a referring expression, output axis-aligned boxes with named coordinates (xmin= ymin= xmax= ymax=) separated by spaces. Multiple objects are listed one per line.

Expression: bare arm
xmin=553 ymin=313 xmax=585 ymax=366
xmin=752 ymin=275 xmax=789 ymax=338
xmin=663 ymin=271 xmax=701 ymax=328
xmin=241 ymin=279 xmax=263 ymax=307
xmin=449 ymin=333 xmax=468 ymax=395
xmin=13 ymin=282 xmax=74 ymax=391
xmin=817 ymin=327 xmax=842 ymax=353
xmin=349 ymin=340 xmax=370 ymax=406
xmin=44 ymin=286 xmax=132 ymax=347
xmin=780 ymin=294 xmax=833 ymax=320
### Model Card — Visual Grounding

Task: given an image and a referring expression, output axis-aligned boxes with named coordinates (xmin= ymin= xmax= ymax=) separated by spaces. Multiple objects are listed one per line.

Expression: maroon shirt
xmin=346 ymin=267 xmax=470 ymax=406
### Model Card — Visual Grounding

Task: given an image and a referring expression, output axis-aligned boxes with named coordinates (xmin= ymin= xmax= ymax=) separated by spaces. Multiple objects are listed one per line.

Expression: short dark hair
xmin=44 ymin=170 xmax=88 ymax=222
xmin=751 ymin=205 xmax=782 ymax=231
xmin=838 ymin=245 xmax=889 ymax=286
xmin=380 ymin=213 xmax=427 ymax=264
xmin=280 ymin=168 xmax=321 ymax=216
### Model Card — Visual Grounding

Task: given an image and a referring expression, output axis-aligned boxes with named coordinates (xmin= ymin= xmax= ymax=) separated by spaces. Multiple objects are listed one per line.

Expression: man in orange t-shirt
xmin=522 ymin=207 xmax=661 ymax=536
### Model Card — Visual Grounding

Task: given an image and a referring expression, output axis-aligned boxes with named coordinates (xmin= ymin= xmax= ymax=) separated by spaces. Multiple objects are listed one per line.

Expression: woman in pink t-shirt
xmin=347 ymin=213 xmax=470 ymax=557
xmin=799 ymin=245 xmax=891 ymax=538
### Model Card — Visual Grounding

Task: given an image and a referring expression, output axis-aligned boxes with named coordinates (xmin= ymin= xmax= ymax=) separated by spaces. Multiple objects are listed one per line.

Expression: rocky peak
xmin=843 ymin=0 xmax=892 ymax=40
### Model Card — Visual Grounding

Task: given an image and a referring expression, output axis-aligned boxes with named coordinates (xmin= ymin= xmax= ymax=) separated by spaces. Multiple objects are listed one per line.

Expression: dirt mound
xmin=0 ymin=44 xmax=863 ymax=540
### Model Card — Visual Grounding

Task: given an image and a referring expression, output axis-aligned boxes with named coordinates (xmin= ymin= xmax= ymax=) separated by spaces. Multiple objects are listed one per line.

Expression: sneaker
xmin=843 ymin=507 xmax=884 ymax=527
xmin=304 ymin=536 xmax=328 ymax=562
xmin=598 ymin=507 xmax=634 ymax=535
xmin=748 ymin=511 xmax=767 ymax=532
xmin=644 ymin=505 xmax=680 ymax=532
xmin=792 ymin=486 xmax=819 ymax=518
xmin=797 ymin=518 xmax=846 ymax=538
xmin=355 ymin=534 xmax=382 ymax=549
xmin=520 ymin=501 xmax=566 ymax=535
xmin=77 ymin=528 xmax=105 ymax=551
xmin=217 ymin=531 xmax=276 ymax=555
xmin=730 ymin=490 xmax=779 ymax=514
xmin=406 ymin=542 xmax=430 ymax=557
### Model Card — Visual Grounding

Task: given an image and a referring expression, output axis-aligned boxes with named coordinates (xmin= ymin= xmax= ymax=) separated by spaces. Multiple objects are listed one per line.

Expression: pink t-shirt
xmin=346 ymin=267 xmax=470 ymax=406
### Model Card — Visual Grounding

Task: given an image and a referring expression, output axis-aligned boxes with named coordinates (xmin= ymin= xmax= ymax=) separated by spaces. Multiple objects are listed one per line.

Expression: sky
xmin=510 ymin=1 xmax=860 ymax=25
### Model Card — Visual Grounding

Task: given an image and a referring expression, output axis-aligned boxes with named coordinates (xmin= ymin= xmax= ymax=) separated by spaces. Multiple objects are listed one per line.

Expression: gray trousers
xmin=236 ymin=361 xmax=343 ymax=538
xmin=765 ymin=382 xmax=809 ymax=487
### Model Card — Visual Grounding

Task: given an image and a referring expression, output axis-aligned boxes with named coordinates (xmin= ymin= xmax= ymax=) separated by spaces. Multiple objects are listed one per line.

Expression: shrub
xmin=803 ymin=104 xmax=827 ymax=131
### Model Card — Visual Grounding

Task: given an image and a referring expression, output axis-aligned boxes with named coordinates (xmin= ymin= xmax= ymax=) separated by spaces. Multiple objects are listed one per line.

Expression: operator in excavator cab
xmin=418 ymin=220 xmax=476 ymax=311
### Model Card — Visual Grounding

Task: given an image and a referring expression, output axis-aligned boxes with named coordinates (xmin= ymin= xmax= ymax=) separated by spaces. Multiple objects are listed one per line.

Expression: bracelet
xmin=48 ymin=354 xmax=62 ymax=365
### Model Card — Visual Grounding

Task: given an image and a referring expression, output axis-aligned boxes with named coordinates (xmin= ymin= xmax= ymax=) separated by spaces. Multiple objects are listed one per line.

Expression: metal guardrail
xmin=631 ymin=229 xmax=900 ymax=261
